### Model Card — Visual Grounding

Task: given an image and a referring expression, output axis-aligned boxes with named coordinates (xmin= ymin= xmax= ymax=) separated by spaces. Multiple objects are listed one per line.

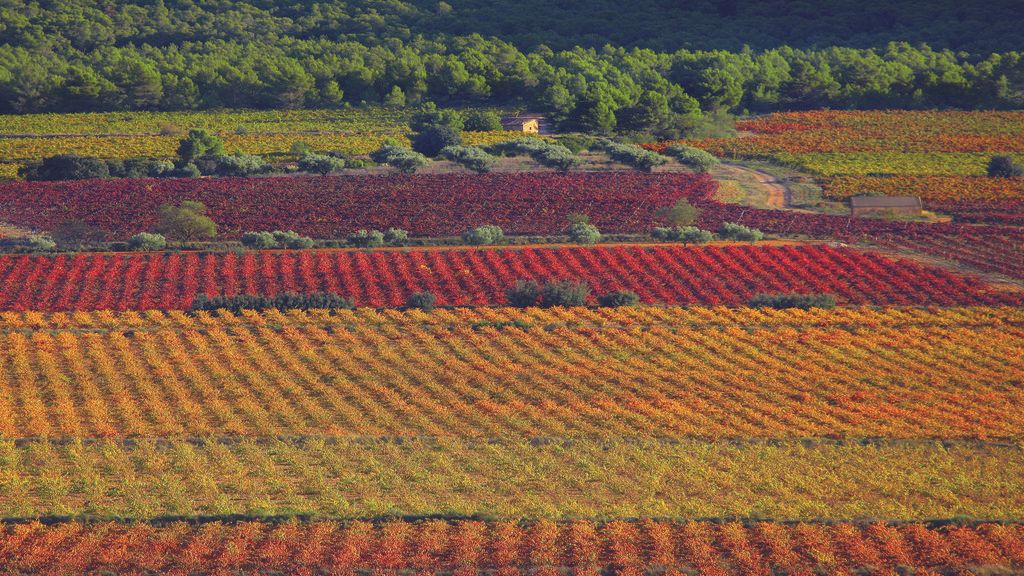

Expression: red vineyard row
xmin=0 ymin=172 xmax=710 ymax=238
xmin=0 ymin=244 xmax=1017 ymax=311
xmin=926 ymin=199 xmax=1024 ymax=226
xmin=2 ymin=170 xmax=1020 ymax=280
xmin=3 ymin=520 xmax=1022 ymax=575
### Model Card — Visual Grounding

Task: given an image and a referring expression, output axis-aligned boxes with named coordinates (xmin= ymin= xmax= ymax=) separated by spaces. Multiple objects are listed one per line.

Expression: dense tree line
xmin=3 ymin=0 xmax=1021 ymax=53
xmin=1 ymin=1 xmax=1023 ymax=130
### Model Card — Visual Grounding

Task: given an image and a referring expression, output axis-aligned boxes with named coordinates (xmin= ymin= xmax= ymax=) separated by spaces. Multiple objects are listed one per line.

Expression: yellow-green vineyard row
xmin=0 ymin=306 xmax=1021 ymax=439
xmin=0 ymin=438 xmax=1019 ymax=520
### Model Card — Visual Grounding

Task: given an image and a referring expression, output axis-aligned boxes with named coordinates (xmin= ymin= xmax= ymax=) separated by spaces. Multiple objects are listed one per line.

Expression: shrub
xmin=22 ymin=154 xmax=110 ymax=181
xmin=274 ymin=230 xmax=315 ymax=249
xmin=440 ymin=145 xmax=495 ymax=173
xmin=652 ymin=226 xmax=713 ymax=244
xmin=987 ymin=155 xmax=1024 ymax=177
xmin=383 ymin=228 xmax=410 ymax=246
xmin=489 ymin=138 xmax=578 ymax=171
xmin=566 ymin=217 xmax=601 ymax=244
xmin=533 ymin=146 xmax=579 ymax=171
xmin=597 ymin=290 xmax=639 ymax=307
xmin=660 ymin=198 xmax=702 ymax=227
xmin=214 ymin=153 xmax=272 ymax=177
xmin=169 ymin=162 xmax=201 ymax=178
xmin=718 ymin=222 xmax=763 ymax=242
xmin=506 ymin=279 xmax=540 ymax=307
xmin=406 ymin=291 xmax=437 ymax=311
xmin=177 ymin=129 xmax=224 ymax=162
xmin=462 ymin=224 xmax=505 ymax=245
xmin=154 ymin=200 xmax=217 ymax=241
xmin=25 ymin=235 xmax=57 ymax=252
xmin=540 ymin=280 xmax=591 ymax=307
xmin=127 ymin=232 xmax=167 ymax=251
xmin=51 ymin=218 xmax=106 ymax=248
xmin=370 ymin=144 xmax=429 ymax=174
xmin=298 ymin=153 xmax=346 ymax=175
xmin=749 ymin=293 xmax=837 ymax=309
xmin=663 ymin=144 xmax=720 ymax=173
xmin=598 ymin=140 xmax=667 ymax=172
xmin=190 ymin=291 xmax=355 ymax=313
xmin=463 ymin=110 xmax=502 ymax=131
xmin=413 ymin=125 xmax=462 ymax=157
xmin=347 ymin=229 xmax=385 ymax=248
xmin=289 ymin=141 xmax=313 ymax=156
xmin=556 ymin=135 xmax=595 ymax=154
xmin=118 ymin=158 xmax=174 ymax=178
xmin=241 ymin=231 xmax=279 ymax=249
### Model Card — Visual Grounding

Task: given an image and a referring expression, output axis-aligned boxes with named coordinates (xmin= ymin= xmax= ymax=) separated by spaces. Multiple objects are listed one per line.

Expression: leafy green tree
xmin=412 ymin=125 xmax=462 ymax=157
xmin=177 ymin=130 xmax=224 ymax=162
xmin=155 ymin=200 xmax=217 ymax=241
xmin=463 ymin=110 xmax=502 ymax=131
xmin=988 ymin=155 xmax=1024 ymax=177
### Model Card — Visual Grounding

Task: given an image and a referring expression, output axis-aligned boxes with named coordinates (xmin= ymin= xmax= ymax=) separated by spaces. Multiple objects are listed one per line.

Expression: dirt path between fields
xmin=713 ymin=164 xmax=789 ymax=208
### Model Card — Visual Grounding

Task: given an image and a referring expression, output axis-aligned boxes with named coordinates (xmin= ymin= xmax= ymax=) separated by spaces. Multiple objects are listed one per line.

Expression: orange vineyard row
xmin=0 ymin=306 xmax=1022 ymax=438
xmin=2 ymin=520 xmax=1022 ymax=575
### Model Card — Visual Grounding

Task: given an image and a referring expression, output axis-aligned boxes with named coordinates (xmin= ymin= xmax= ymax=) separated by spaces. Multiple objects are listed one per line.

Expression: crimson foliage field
xmin=0 ymin=244 xmax=1016 ymax=311
xmin=0 ymin=172 xmax=710 ymax=238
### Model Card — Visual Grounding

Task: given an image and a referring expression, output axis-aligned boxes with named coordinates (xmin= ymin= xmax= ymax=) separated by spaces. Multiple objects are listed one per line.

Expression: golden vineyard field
xmin=1 ymin=306 xmax=1022 ymax=439
xmin=0 ymin=438 xmax=1019 ymax=519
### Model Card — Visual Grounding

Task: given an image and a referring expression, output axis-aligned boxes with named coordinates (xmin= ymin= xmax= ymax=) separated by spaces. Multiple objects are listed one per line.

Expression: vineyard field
xmin=0 ymin=438 xmax=1019 ymax=519
xmin=4 ymin=520 xmax=1023 ymax=574
xmin=0 ymin=306 xmax=1020 ymax=439
xmin=0 ymin=244 xmax=1018 ymax=311
xmin=0 ymin=172 xmax=706 ymax=238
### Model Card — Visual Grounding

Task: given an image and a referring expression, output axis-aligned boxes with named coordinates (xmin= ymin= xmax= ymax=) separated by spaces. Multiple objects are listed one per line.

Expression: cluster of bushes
xmin=718 ymin=222 xmax=764 ymax=242
xmin=462 ymin=225 xmax=505 ymax=245
xmin=370 ymin=143 xmax=429 ymax=173
xmin=346 ymin=228 xmax=409 ymax=247
xmin=241 ymin=230 xmax=315 ymax=249
xmin=298 ymin=153 xmax=348 ymax=175
xmin=20 ymin=154 xmax=178 ymax=181
xmin=748 ymin=293 xmax=837 ymax=309
xmin=662 ymin=145 xmax=720 ymax=173
xmin=651 ymin=226 xmax=713 ymax=244
xmin=506 ymin=279 xmax=639 ymax=308
xmin=565 ymin=214 xmax=601 ymax=244
xmin=488 ymin=138 xmax=578 ymax=171
xmin=440 ymin=145 xmax=495 ymax=173
xmin=988 ymin=155 xmax=1024 ymax=177
xmin=596 ymin=140 xmax=667 ymax=172
xmin=190 ymin=291 xmax=355 ymax=313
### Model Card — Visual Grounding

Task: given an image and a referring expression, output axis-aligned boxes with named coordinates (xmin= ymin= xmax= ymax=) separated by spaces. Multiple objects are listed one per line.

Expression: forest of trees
xmin=2 ymin=0 xmax=1023 ymax=132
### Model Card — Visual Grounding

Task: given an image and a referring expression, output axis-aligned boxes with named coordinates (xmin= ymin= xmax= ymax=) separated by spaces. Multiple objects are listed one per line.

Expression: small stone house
xmin=850 ymin=196 xmax=923 ymax=217
xmin=500 ymin=114 xmax=547 ymax=134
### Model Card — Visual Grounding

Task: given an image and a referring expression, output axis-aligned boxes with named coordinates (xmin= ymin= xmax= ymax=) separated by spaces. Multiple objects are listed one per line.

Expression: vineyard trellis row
xmin=0 ymin=306 xmax=1021 ymax=439
xmin=1 ymin=520 xmax=1021 ymax=575
xmin=0 ymin=244 xmax=1018 ymax=311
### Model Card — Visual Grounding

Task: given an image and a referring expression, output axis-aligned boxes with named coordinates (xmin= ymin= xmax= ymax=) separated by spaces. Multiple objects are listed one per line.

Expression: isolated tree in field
xmin=155 ymin=200 xmax=217 ymax=241
xmin=661 ymin=198 xmax=702 ymax=226
xmin=413 ymin=125 xmax=462 ymax=157
xmin=987 ymin=155 xmax=1024 ymax=177
xmin=51 ymin=218 xmax=106 ymax=248
xmin=177 ymin=129 xmax=224 ymax=162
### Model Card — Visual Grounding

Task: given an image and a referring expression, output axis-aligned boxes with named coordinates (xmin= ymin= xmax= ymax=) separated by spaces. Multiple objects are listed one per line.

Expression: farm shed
xmin=850 ymin=195 xmax=922 ymax=217
xmin=501 ymin=114 xmax=549 ymax=134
